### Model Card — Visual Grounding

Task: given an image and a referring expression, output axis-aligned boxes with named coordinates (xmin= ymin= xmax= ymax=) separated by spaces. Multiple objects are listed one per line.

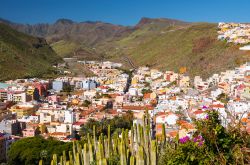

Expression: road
xmin=122 ymin=56 xmax=137 ymax=69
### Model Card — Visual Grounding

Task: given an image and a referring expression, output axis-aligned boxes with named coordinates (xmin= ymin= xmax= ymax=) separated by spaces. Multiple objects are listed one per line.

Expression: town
xmin=218 ymin=22 xmax=250 ymax=50
xmin=2 ymin=0 xmax=250 ymax=163
xmin=0 ymin=57 xmax=250 ymax=162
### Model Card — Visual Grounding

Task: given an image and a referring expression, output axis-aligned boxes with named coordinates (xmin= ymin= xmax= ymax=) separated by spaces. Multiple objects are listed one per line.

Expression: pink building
xmin=33 ymin=83 xmax=49 ymax=97
xmin=48 ymin=95 xmax=59 ymax=103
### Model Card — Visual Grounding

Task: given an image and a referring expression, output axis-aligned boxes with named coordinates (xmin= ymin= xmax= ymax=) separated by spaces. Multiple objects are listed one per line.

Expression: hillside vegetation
xmin=109 ymin=23 xmax=250 ymax=78
xmin=2 ymin=17 xmax=250 ymax=78
xmin=0 ymin=23 xmax=62 ymax=80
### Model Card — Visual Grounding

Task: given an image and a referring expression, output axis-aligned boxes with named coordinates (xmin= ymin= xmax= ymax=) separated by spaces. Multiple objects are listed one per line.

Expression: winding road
xmin=122 ymin=56 xmax=137 ymax=69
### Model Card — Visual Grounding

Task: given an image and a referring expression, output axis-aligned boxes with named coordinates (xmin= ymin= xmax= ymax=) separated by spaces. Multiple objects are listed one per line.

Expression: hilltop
xmin=0 ymin=23 xmax=62 ymax=80
xmin=2 ymin=17 xmax=250 ymax=78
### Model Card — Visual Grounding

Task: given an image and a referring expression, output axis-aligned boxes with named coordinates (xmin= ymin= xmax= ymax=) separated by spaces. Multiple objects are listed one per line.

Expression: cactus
xmin=69 ymin=151 xmax=73 ymax=165
xmin=150 ymin=140 xmax=157 ymax=165
xmin=39 ymin=160 xmax=43 ymax=165
xmin=87 ymin=133 xmax=91 ymax=144
xmin=120 ymin=139 xmax=127 ymax=165
xmin=93 ymin=125 xmax=97 ymax=152
xmin=46 ymin=117 xmax=163 ymax=165
xmin=107 ymin=125 xmax=112 ymax=158
xmin=139 ymin=125 xmax=144 ymax=147
xmin=130 ymin=126 xmax=134 ymax=155
xmin=73 ymin=141 xmax=77 ymax=163
xmin=62 ymin=151 xmax=66 ymax=165
xmin=75 ymin=153 xmax=80 ymax=165
xmin=98 ymin=140 xmax=105 ymax=160
xmin=145 ymin=125 xmax=151 ymax=165
xmin=133 ymin=124 xmax=138 ymax=151
xmin=60 ymin=156 xmax=63 ymax=165
xmin=51 ymin=154 xmax=57 ymax=165
xmin=96 ymin=150 xmax=101 ymax=162
xmin=98 ymin=158 xmax=107 ymax=165
xmin=112 ymin=132 xmax=118 ymax=155
xmin=129 ymin=155 xmax=135 ymax=165
xmin=104 ymin=136 xmax=108 ymax=158
xmin=83 ymin=143 xmax=90 ymax=165
xmin=136 ymin=146 xmax=145 ymax=165
xmin=162 ymin=123 xmax=166 ymax=146
xmin=89 ymin=142 xmax=94 ymax=163
xmin=126 ymin=148 xmax=131 ymax=163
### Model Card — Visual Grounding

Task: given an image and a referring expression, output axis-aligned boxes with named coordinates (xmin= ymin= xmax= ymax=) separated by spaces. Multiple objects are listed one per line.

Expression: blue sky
xmin=1 ymin=0 xmax=250 ymax=25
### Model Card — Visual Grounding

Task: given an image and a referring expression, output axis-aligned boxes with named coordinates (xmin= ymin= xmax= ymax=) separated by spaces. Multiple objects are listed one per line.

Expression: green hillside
xmin=0 ymin=23 xmax=62 ymax=80
xmin=107 ymin=23 xmax=250 ymax=78
xmin=2 ymin=17 xmax=250 ymax=78
xmin=51 ymin=40 xmax=102 ymax=60
xmin=46 ymin=22 xmax=250 ymax=78
xmin=50 ymin=40 xmax=79 ymax=57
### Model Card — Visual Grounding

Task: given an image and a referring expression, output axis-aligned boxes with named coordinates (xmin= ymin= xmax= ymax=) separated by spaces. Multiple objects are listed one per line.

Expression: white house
xmin=64 ymin=110 xmax=75 ymax=124
xmin=156 ymin=113 xmax=179 ymax=126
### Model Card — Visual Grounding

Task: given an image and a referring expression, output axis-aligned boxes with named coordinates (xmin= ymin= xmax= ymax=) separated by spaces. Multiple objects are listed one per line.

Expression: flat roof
xmin=0 ymin=82 xmax=11 ymax=89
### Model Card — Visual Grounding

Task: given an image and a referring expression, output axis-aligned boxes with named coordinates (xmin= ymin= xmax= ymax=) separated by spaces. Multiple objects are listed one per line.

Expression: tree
xmin=62 ymin=83 xmax=72 ymax=95
xmin=79 ymin=112 xmax=133 ymax=138
xmin=159 ymin=111 xmax=250 ymax=164
xmin=216 ymin=93 xmax=229 ymax=104
xmin=35 ymin=127 xmax=41 ymax=135
xmin=82 ymin=100 xmax=91 ymax=107
xmin=141 ymin=88 xmax=152 ymax=95
xmin=7 ymin=136 xmax=72 ymax=165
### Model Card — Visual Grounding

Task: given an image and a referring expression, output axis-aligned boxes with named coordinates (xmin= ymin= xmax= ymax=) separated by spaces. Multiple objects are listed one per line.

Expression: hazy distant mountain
xmin=0 ymin=18 xmax=133 ymax=44
xmin=0 ymin=17 xmax=187 ymax=58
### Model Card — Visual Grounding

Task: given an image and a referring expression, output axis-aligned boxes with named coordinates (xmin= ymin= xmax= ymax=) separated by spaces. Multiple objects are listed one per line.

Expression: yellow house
xmin=104 ymin=79 xmax=114 ymax=85
xmin=179 ymin=76 xmax=190 ymax=88
xmin=131 ymin=77 xmax=138 ymax=85
xmin=10 ymin=104 xmax=37 ymax=118
xmin=71 ymin=99 xmax=79 ymax=105
xmin=26 ymin=87 xmax=35 ymax=96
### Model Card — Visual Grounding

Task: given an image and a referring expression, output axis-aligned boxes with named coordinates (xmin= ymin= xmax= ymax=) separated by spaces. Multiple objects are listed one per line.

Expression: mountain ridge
xmin=1 ymin=17 xmax=250 ymax=78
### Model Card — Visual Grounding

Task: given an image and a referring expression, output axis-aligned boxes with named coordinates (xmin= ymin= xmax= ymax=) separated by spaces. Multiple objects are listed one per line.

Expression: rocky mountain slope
xmin=1 ymin=17 xmax=250 ymax=78
xmin=0 ymin=17 xmax=186 ymax=58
